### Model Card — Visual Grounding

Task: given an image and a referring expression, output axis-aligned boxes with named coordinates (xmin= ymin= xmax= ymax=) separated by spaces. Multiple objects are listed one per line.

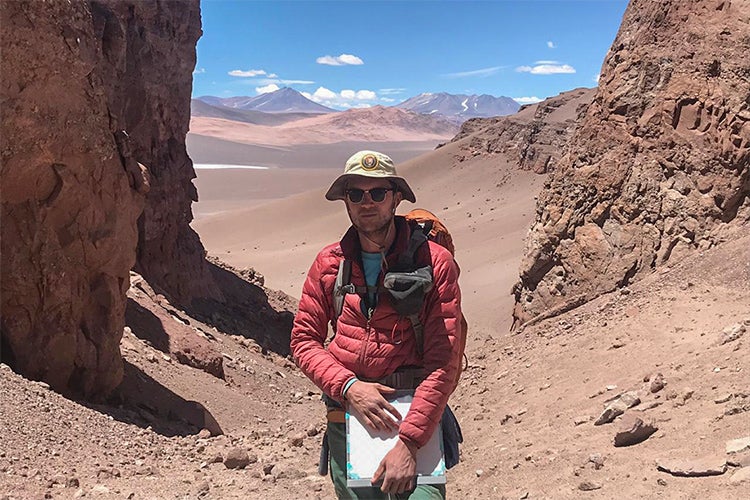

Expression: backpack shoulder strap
xmin=408 ymin=313 xmax=424 ymax=358
xmin=398 ymin=221 xmax=429 ymax=268
xmin=333 ymin=259 xmax=353 ymax=325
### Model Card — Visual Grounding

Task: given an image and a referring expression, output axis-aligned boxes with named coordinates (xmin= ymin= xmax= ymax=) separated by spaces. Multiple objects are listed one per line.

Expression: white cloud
xmin=381 ymin=97 xmax=396 ymax=103
xmin=193 ymin=67 xmax=206 ymax=75
xmin=356 ymin=90 xmax=376 ymax=100
xmin=593 ymin=73 xmax=601 ymax=83
xmin=228 ymin=69 xmax=268 ymax=77
xmin=547 ymin=41 xmax=556 ymax=49
xmin=379 ymin=88 xmax=406 ymax=95
xmin=302 ymin=86 xmax=379 ymax=109
xmin=316 ymin=54 xmax=364 ymax=66
xmin=513 ymin=96 xmax=543 ymax=104
xmin=275 ymin=79 xmax=315 ymax=85
xmin=516 ymin=63 xmax=576 ymax=75
xmin=312 ymin=87 xmax=338 ymax=99
xmin=256 ymin=84 xmax=280 ymax=94
xmin=443 ymin=66 xmax=503 ymax=79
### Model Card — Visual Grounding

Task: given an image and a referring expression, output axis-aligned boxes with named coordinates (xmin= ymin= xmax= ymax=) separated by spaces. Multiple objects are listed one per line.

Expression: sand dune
xmin=189 ymin=106 xmax=458 ymax=147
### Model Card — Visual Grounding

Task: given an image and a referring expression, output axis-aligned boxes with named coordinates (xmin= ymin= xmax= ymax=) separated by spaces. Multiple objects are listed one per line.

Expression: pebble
xmin=223 ymin=448 xmax=251 ymax=469
xmin=578 ymin=481 xmax=602 ymax=491
xmin=714 ymin=393 xmax=733 ymax=404
xmin=588 ymin=454 xmax=605 ymax=470
xmin=656 ymin=457 xmax=727 ymax=477
xmin=649 ymin=373 xmax=666 ymax=393
xmin=196 ymin=480 xmax=210 ymax=495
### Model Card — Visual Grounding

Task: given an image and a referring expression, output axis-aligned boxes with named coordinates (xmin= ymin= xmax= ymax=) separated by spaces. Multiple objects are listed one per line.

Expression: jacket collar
xmin=340 ymin=216 xmax=410 ymax=267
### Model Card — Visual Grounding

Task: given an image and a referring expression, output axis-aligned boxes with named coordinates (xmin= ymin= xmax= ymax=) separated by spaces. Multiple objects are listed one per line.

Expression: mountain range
xmin=396 ymin=92 xmax=520 ymax=122
xmin=195 ymin=87 xmax=520 ymax=123
xmin=197 ymin=87 xmax=335 ymax=114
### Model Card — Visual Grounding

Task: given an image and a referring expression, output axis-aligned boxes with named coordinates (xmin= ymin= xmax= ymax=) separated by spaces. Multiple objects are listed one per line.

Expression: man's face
xmin=344 ymin=177 xmax=402 ymax=236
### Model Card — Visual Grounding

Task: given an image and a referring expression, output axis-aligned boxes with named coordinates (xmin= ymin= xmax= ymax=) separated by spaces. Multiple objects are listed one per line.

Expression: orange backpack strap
xmin=405 ymin=209 xmax=455 ymax=256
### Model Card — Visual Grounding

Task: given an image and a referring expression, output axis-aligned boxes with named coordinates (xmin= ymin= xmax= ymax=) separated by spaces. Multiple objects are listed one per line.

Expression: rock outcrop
xmin=89 ymin=0 xmax=221 ymax=307
xmin=450 ymin=88 xmax=595 ymax=173
xmin=0 ymin=0 xmax=147 ymax=398
xmin=0 ymin=0 xmax=207 ymax=398
xmin=514 ymin=0 xmax=750 ymax=323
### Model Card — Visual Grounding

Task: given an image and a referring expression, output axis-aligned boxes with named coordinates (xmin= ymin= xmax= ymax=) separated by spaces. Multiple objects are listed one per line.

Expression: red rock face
xmin=515 ymin=0 xmax=750 ymax=323
xmin=0 ymin=0 xmax=210 ymax=398
xmin=451 ymin=88 xmax=595 ymax=173
xmin=89 ymin=0 xmax=222 ymax=308
xmin=0 ymin=0 xmax=146 ymax=398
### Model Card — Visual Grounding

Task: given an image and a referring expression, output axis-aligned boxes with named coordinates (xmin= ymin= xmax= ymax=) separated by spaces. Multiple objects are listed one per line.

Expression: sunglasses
xmin=346 ymin=187 xmax=394 ymax=203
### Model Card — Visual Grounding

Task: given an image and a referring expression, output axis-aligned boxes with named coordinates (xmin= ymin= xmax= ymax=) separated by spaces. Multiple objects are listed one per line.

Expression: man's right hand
xmin=345 ymin=381 xmax=402 ymax=432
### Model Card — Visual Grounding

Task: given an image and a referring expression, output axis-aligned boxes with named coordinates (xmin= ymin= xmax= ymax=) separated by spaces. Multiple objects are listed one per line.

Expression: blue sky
xmin=193 ymin=0 xmax=629 ymax=109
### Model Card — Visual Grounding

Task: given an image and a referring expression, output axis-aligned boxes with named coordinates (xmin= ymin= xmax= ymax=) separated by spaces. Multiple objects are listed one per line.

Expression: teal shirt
xmin=361 ymin=252 xmax=381 ymax=309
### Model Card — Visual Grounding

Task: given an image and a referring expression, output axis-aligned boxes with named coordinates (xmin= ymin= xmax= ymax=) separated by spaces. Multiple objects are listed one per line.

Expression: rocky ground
xmin=1 ymin=233 xmax=748 ymax=499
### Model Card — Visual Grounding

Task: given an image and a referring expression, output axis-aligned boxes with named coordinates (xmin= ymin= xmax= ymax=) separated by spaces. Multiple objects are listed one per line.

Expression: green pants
xmin=327 ymin=422 xmax=446 ymax=500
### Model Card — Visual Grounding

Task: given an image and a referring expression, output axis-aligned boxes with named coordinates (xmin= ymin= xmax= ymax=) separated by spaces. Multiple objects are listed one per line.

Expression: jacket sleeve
xmin=399 ymin=246 xmax=463 ymax=448
xmin=290 ymin=253 xmax=356 ymax=403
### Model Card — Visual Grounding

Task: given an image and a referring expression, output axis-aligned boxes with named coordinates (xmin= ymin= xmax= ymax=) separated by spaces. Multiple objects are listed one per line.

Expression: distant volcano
xmin=396 ymin=92 xmax=520 ymax=122
xmin=195 ymin=88 xmax=521 ymax=123
xmin=196 ymin=87 xmax=336 ymax=114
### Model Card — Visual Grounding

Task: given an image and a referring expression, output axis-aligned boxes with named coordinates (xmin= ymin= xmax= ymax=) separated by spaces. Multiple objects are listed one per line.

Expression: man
xmin=290 ymin=150 xmax=463 ymax=499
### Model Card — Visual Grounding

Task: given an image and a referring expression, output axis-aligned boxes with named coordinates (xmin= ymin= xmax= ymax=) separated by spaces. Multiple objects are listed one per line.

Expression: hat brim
xmin=325 ymin=173 xmax=416 ymax=203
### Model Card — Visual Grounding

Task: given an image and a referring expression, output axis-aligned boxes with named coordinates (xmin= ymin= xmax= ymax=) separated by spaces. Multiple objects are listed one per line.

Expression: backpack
xmin=332 ymin=209 xmax=468 ymax=385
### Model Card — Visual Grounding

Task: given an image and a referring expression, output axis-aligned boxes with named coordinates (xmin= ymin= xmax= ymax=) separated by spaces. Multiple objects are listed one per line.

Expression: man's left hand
xmin=371 ymin=438 xmax=417 ymax=494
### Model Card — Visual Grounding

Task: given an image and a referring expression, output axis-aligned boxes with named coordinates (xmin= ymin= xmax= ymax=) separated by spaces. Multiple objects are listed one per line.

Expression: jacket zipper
xmin=358 ymin=309 xmax=373 ymax=372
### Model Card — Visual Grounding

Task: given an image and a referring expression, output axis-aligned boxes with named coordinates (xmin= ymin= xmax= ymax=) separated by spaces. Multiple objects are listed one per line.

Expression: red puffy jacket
xmin=291 ymin=216 xmax=463 ymax=448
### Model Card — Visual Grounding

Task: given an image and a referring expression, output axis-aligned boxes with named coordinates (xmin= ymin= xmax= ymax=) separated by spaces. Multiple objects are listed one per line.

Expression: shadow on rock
xmin=185 ymin=259 xmax=296 ymax=357
xmin=125 ymin=298 xmax=171 ymax=353
xmin=88 ymin=360 xmax=223 ymax=438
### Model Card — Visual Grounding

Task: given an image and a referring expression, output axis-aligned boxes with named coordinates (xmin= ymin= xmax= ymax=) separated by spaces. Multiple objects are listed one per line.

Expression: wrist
xmin=399 ymin=437 xmax=419 ymax=456
xmin=342 ymin=377 xmax=359 ymax=399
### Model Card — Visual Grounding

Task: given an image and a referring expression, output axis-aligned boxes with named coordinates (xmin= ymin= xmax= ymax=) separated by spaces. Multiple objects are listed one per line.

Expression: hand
xmin=372 ymin=438 xmax=418 ymax=494
xmin=345 ymin=381 xmax=401 ymax=432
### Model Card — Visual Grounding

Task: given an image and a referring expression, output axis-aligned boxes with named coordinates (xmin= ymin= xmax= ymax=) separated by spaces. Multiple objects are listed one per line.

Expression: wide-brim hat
xmin=325 ymin=150 xmax=416 ymax=203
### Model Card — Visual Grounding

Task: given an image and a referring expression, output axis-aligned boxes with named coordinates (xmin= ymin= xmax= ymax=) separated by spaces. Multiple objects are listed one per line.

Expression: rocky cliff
xmin=514 ymin=0 xmax=750 ymax=324
xmin=450 ymin=88 xmax=595 ymax=173
xmin=0 ymin=0 xmax=211 ymax=398
xmin=89 ymin=0 xmax=221 ymax=307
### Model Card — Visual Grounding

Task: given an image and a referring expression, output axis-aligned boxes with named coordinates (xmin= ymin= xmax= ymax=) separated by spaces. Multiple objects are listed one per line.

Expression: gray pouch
xmin=383 ymin=265 xmax=433 ymax=316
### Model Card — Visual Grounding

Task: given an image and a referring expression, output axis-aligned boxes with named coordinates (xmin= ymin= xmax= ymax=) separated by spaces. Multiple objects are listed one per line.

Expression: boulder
xmin=613 ymin=414 xmax=657 ymax=447
xmin=223 ymin=448 xmax=251 ymax=470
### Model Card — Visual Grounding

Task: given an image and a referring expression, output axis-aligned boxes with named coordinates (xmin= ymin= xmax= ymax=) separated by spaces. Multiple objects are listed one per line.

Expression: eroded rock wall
xmin=89 ymin=0 xmax=221 ymax=307
xmin=515 ymin=0 xmax=750 ymax=323
xmin=0 ymin=0 xmax=210 ymax=398
xmin=0 ymin=0 xmax=146 ymax=398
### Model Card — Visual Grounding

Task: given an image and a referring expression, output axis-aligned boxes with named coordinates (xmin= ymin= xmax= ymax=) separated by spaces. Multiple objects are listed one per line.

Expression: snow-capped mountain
xmin=396 ymin=92 xmax=520 ymax=122
xmin=196 ymin=88 xmax=335 ymax=114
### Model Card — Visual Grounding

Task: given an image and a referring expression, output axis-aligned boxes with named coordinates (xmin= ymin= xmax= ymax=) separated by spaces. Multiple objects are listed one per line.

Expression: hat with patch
xmin=325 ymin=150 xmax=416 ymax=203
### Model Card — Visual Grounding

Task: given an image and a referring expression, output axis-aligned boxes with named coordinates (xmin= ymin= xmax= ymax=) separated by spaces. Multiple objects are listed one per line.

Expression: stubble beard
xmin=348 ymin=205 xmax=395 ymax=248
